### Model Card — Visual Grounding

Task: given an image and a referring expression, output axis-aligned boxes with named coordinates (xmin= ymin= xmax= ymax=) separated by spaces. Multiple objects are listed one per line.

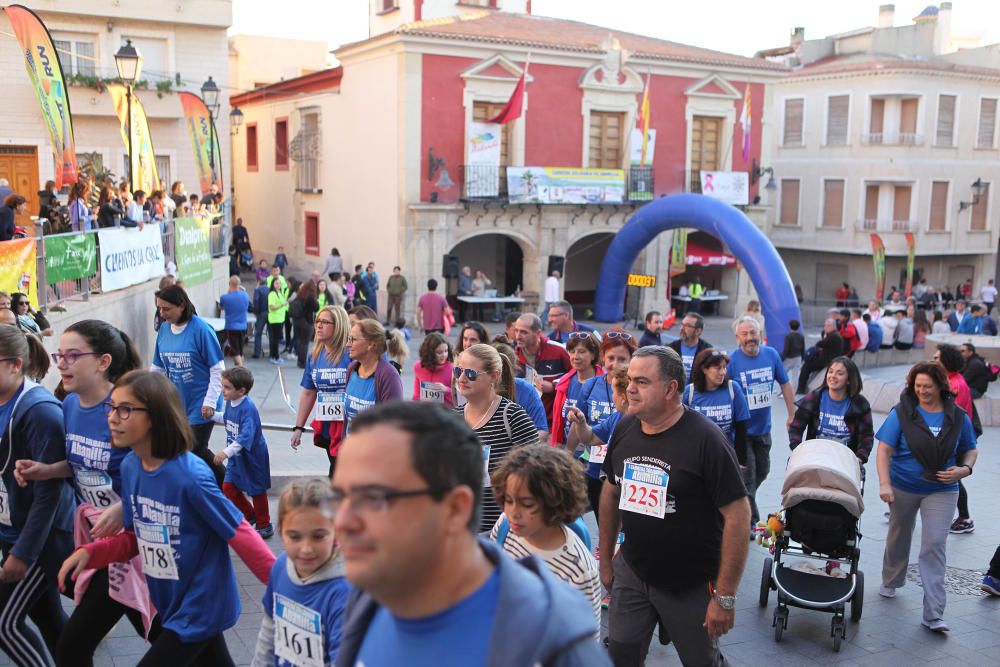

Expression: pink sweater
xmin=412 ymin=361 xmax=454 ymax=405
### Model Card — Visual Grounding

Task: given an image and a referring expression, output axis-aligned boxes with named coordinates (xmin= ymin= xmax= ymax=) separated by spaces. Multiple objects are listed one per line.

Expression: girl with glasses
xmin=58 ymin=370 xmax=275 ymax=665
xmin=343 ymin=320 xmax=403 ymax=434
xmin=0 ymin=324 xmax=74 ymax=666
xmin=454 ymin=343 xmax=539 ymax=533
xmin=291 ymin=306 xmax=352 ymax=477
xmin=413 ymin=332 xmax=454 ymax=406
xmin=550 ymin=332 xmax=602 ymax=448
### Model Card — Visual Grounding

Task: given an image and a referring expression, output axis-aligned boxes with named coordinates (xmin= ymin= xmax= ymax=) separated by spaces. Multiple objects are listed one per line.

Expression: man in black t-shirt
xmin=600 ymin=346 xmax=750 ymax=666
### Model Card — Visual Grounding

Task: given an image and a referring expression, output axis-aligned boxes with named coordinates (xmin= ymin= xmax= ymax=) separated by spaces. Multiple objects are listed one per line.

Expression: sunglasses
xmin=568 ymin=332 xmax=594 ymax=340
xmin=605 ymin=331 xmax=633 ymax=340
xmin=452 ymin=366 xmax=481 ymax=382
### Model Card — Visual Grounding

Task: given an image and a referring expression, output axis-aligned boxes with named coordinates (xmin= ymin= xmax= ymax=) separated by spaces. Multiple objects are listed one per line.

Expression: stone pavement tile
xmin=851 ymin=647 xmax=931 ymax=666
xmin=949 ymin=628 xmax=1000 ymax=650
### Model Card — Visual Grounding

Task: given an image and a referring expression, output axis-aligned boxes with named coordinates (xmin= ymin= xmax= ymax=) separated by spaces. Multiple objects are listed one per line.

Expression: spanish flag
xmin=638 ymin=72 xmax=651 ymax=166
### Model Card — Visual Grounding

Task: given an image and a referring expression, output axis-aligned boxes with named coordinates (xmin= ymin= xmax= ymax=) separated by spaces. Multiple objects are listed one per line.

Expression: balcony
xmin=856 ymin=219 xmax=916 ymax=232
xmin=860 ymin=132 xmax=924 ymax=146
xmin=458 ymin=165 xmax=654 ymax=204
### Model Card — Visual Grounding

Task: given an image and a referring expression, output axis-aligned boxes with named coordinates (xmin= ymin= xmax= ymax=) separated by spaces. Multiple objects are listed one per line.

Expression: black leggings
xmin=268 ymin=322 xmax=283 ymax=360
xmin=586 ymin=474 xmax=603 ymax=522
xmin=0 ymin=549 xmax=66 ymax=667
xmin=56 ymin=567 xmax=163 ymax=666
xmin=190 ymin=422 xmax=224 ymax=487
xmin=989 ymin=545 xmax=1000 ymax=578
xmin=137 ymin=629 xmax=233 ymax=667
xmin=957 ymin=481 xmax=970 ymax=520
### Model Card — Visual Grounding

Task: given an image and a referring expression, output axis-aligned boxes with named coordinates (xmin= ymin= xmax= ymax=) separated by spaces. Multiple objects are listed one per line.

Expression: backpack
xmin=494 ymin=514 xmax=592 ymax=552
xmin=989 ymin=363 xmax=1000 ymax=383
xmin=686 ymin=380 xmax=735 ymax=404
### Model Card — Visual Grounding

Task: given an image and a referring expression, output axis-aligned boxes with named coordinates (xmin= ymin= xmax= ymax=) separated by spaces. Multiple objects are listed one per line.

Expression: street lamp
xmin=959 ymin=177 xmax=986 ymax=211
xmin=201 ymin=76 xmax=221 ymax=186
xmin=114 ymin=39 xmax=143 ymax=192
xmin=229 ymin=106 xmax=244 ymax=135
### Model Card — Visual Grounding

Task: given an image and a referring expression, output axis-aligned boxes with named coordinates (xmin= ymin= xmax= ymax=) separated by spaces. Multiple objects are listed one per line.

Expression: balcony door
xmin=690 ymin=115 xmax=722 ymax=192
xmin=588 ymin=111 xmax=625 ymax=169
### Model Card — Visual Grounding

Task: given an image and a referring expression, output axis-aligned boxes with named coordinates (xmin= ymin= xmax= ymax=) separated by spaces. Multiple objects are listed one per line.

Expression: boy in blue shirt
xmin=274 ymin=246 xmax=289 ymax=274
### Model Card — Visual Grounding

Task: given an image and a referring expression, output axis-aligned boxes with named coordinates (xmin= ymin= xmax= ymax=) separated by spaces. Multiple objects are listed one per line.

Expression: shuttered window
xmin=783 ymin=99 xmax=804 ymax=146
xmin=972 ymin=182 xmax=990 ymax=230
xmin=689 ymin=115 xmax=722 ymax=192
xmin=893 ymin=185 xmax=912 ymax=225
xmin=864 ymin=184 xmax=879 ymax=223
xmin=826 ymin=96 xmax=849 ymax=145
xmin=869 ymin=98 xmax=885 ymax=139
xmin=929 ymin=181 xmax=949 ymax=231
xmin=588 ymin=111 xmax=625 ymax=169
xmin=899 ymin=99 xmax=918 ymax=139
xmin=978 ymin=99 xmax=997 ymax=148
xmin=246 ymin=123 xmax=258 ymax=171
xmin=822 ymin=179 xmax=845 ymax=227
xmin=780 ymin=179 xmax=800 ymax=225
xmin=936 ymin=95 xmax=956 ymax=146
xmin=305 ymin=212 xmax=320 ymax=256
xmin=473 ymin=101 xmax=511 ymax=166
xmin=275 ymin=118 xmax=289 ymax=170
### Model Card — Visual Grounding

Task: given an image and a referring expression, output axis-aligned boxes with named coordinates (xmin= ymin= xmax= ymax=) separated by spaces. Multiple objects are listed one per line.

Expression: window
xmin=275 ymin=118 xmax=289 ymax=170
xmin=864 ymin=184 xmax=879 ymax=227
xmin=978 ymin=99 xmax=997 ymax=148
xmin=295 ymin=110 xmax=321 ymax=191
xmin=929 ymin=181 xmax=949 ymax=231
xmin=971 ymin=182 xmax=990 ymax=230
xmin=899 ymin=98 xmax=918 ymax=143
xmin=122 ymin=36 xmax=168 ymax=82
xmin=380 ymin=0 xmax=398 ymax=10
xmin=689 ymin=116 xmax=722 ymax=192
xmin=893 ymin=185 xmax=912 ymax=228
xmin=826 ymin=96 xmax=849 ymax=145
xmin=472 ymin=102 xmax=511 ymax=165
xmin=246 ymin=123 xmax=258 ymax=171
xmin=588 ymin=111 xmax=625 ymax=169
xmin=304 ymin=212 xmax=319 ymax=256
xmin=868 ymin=98 xmax=885 ymax=143
xmin=779 ymin=179 xmax=800 ymax=225
xmin=822 ymin=179 xmax=844 ymax=227
xmin=155 ymin=156 xmax=170 ymax=187
xmin=783 ymin=99 xmax=804 ymax=146
xmin=53 ymin=37 xmax=96 ymax=77
xmin=936 ymin=95 xmax=956 ymax=146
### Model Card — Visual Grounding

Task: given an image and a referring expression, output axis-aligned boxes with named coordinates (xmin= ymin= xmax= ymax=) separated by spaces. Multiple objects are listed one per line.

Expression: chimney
xmin=790 ymin=26 xmax=805 ymax=49
xmin=936 ymin=2 xmax=953 ymax=54
xmin=878 ymin=4 xmax=895 ymax=28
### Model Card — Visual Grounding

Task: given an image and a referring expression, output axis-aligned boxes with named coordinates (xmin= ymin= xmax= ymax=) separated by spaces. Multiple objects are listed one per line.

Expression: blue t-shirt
xmin=560 ymin=373 xmax=590 ymax=440
xmin=63 ymin=391 xmax=128 ymax=507
xmin=345 ymin=371 xmax=377 ymax=433
xmin=817 ymin=390 xmax=851 ymax=444
xmin=682 ymin=381 xmax=750 ymax=445
xmin=220 ymin=290 xmax=250 ymax=330
xmin=580 ymin=375 xmax=617 ymax=479
xmin=679 ymin=343 xmax=699 ymax=381
xmin=222 ymin=396 xmax=271 ymax=495
xmin=727 ymin=346 xmax=789 ymax=437
xmin=513 ymin=378 xmax=547 ymax=431
xmin=121 ymin=451 xmax=243 ymax=642
xmin=357 ymin=569 xmax=499 ymax=667
xmin=302 ymin=348 xmax=351 ymax=441
xmin=263 ymin=553 xmax=351 ymax=667
xmin=153 ymin=316 xmax=225 ymax=425
xmin=875 ymin=407 xmax=977 ymax=495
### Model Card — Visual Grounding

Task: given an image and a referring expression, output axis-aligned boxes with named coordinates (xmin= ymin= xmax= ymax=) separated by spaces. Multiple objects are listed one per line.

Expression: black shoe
xmin=257 ymin=524 xmax=274 ymax=539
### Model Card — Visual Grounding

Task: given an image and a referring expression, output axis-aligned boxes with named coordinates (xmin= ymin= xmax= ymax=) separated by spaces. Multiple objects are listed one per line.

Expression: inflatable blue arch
xmin=594 ymin=194 xmax=800 ymax=353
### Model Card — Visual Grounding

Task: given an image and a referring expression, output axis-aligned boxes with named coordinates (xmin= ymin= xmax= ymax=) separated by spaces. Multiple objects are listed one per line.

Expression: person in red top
xmin=416 ymin=278 xmax=450 ymax=334
xmin=513 ymin=313 xmax=571 ymax=429
xmin=550 ymin=332 xmax=603 ymax=447
xmin=835 ymin=283 xmax=850 ymax=307
xmin=838 ymin=308 xmax=861 ymax=356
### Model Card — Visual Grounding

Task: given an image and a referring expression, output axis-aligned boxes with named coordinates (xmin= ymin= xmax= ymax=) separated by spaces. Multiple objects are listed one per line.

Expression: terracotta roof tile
xmin=789 ymin=55 xmax=1000 ymax=79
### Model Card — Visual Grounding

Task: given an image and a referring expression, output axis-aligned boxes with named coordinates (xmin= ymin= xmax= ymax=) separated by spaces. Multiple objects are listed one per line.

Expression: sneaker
xmin=922 ymin=618 xmax=950 ymax=633
xmin=270 ymin=358 xmax=285 ymax=365
xmin=256 ymin=523 xmax=274 ymax=539
xmin=949 ymin=518 xmax=975 ymax=534
xmin=879 ymin=586 xmax=896 ymax=598
xmin=981 ymin=575 xmax=1000 ymax=596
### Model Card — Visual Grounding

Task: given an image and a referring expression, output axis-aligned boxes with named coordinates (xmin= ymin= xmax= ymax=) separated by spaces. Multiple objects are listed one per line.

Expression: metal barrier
xmin=261 ymin=422 xmax=313 ymax=433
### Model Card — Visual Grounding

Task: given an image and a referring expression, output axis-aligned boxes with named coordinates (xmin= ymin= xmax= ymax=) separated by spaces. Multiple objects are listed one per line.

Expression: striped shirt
xmin=457 ymin=397 xmax=538 ymax=532
xmin=490 ymin=520 xmax=602 ymax=638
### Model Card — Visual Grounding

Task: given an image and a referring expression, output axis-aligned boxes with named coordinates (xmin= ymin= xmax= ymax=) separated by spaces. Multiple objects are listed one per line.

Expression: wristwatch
xmin=292 ymin=425 xmax=306 ymax=432
xmin=713 ymin=593 xmax=737 ymax=611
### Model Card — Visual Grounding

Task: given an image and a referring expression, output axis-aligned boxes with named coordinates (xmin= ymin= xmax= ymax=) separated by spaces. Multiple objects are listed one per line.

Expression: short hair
xmin=683 ymin=312 xmax=705 ymax=330
xmin=788 ymin=319 xmax=801 ymax=331
xmin=3 ymin=194 xmax=26 ymax=209
xmin=824 ymin=356 xmax=863 ymax=397
xmin=155 ymin=284 xmax=196 ymax=323
xmin=504 ymin=311 xmax=521 ymax=328
xmin=222 ymin=366 xmax=254 ymax=392
xmin=565 ymin=331 xmax=600 ymax=362
xmin=644 ymin=310 xmax=661 ymax=324
xmin=839 ymin=308 xmax=851 ymax=318
xmin=971 ymin=304 xmax=984 ymax=314
xmin=962 ymin=342 xmax=977 ymax=353
xmin=518 ymin=313 xmax=542 ymax=332
xmin=598 ymin=327 xmax=637 ymax=361
xmin=851 ymin=309 xmax=862 ymax=319
xmin=862 ymin=313 xmax=871 ymax=322
xmin=734 ymin=315 xmax=761 ymax=334
xmin=690 ymin=348 xmax=730 ymax=392
xmin=350 ymin=401 xmax=484 ymax=532
xmin=632 ymin=346 xmax=685 ymax=389
xmin=419 ymin=332 xmax=452 ymax=371
xmin=905 ymin=362 xmax=952 ymax=403
xmin=549 ymin=300 xmax=573 ymax=319
xmin=427 ymin=278 xmax=438 ymax=291
xmin=134 ymin=189 xmax=146 ymax=200
xmin=936 ymin=343 xmax=964 ymax=373
xmin=490 ymin=445 xmax=587 ymax=526
xmin=114 ymin=371 xmax=192 ymax=459
xmin=228 ymin=275 xmax=241 ymax=288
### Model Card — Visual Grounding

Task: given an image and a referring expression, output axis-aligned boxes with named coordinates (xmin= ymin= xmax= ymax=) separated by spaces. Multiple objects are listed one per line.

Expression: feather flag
xmin=739 ymin=83 xmax=751 ymax=164
xmin=488 ymin=55 xmax=530 ymax=125
xmin=638 ymin=72 xmax=651 ymax=166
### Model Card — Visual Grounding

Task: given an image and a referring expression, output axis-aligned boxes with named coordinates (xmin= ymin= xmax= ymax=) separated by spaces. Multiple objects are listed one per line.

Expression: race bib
xmin=590 ymin=444 xmax=608 ymax=464
xmin=74 ymin=467 xmax=119 ymax=508
xmin=618 ymin=461 xmax=668 ymax=518
xmin=135 ymin=520 xmax=179 ymax=580
xmin=0 ymin=480 xmax=9 ymax=526
xmin=316 ymin=391 xmax=345 ymax=422
xmin=419 ymin=382 xmax=445 ymax=403
xmin=273 ymin=593 xmax=324 ymax=667
xmin=482 ymin=445 xmax=491 ymax=486
xmin=746 ymin=383 xmax=774 ymax=410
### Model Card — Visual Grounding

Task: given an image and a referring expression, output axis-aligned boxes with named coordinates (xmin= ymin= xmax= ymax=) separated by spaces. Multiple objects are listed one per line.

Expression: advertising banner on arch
xmin=0 ymin=238 xmax=39 ymax=308
xmin=179 ymin=92 xmax=221 ymax=197
xmin=108 ymin=84 xmax=159 ymax=194
xmin=98 ymin=226 xmax=165 ymax=292
xmin=174 ymin=216 xmax=212 ymax=286
xmin=4 ymin=4 xmax=78 ymax=188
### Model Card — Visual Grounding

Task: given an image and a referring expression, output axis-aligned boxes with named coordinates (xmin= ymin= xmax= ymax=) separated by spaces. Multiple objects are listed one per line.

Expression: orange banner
xmin=4 ymin=4 xmax=78 ymax=187
xmin=0 ymin=239 xmax=40 ymax=309
xmin=178 ymin=92 xmax=222 ymax=196
xmin=870 ymin=234 xmax=886 ymax=302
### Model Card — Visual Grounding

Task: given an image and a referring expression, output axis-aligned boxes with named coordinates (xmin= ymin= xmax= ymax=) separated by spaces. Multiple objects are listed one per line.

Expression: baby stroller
xmin=759 ymin=439 xmax=865 ymax=652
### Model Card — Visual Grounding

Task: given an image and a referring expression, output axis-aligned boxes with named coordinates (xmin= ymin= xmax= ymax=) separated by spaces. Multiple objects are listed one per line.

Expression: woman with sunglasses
xmin=14 ymin=320 xmax=159 ymax=664
xmin=682 ymin=348 xmax=751 ymax=470
xmin=344 ymin=319 xmax=403 ymax=433
xmin=0 ymin=324 xmax=75 ymax=666
xmin=454 ymin=343 xmax=539 ymax=533
xmin=290 ymin=306 xmax=352 ymax=477
xmin=11 ymin=293 xmax=52 ymax=339
xmin=550 ymin=332 xmax=602 ymax=448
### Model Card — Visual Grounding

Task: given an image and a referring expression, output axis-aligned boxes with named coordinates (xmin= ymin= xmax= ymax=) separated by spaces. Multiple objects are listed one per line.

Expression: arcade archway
xmin=564 ymin=233 xmax=615 ymax=317
xmin=594 ymin=194 xmax=800 ymax=351
xmin=449 ymin=233 xmax=525 ymax=296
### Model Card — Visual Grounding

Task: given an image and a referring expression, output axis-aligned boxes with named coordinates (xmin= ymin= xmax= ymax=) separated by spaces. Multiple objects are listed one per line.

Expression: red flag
xmin=488 ymin=59 xmax=529 ymax=124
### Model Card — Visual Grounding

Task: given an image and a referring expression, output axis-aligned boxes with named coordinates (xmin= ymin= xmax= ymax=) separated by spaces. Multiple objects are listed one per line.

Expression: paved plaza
xmin=18 ymin=316 xmax=1000 ymax=666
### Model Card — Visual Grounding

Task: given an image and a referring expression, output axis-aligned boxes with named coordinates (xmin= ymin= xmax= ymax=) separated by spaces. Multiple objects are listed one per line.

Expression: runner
xmin=344 ymin=320 xmax=404 ymax=433
xmin=412 ymin=332 xmax=454 ymax=406
xmin=682 ymin=348 xmax=751 ymax=471
xmin=513 ymin=314 xmax=571 ymax=429
xmin=788 ymin=356 xmax=873 ymax=464
xmin=291 ymin=306 xmax=351 ymax=477
xmin=456 ymin=321 xmax=489 ymax=355
xmin=550 ymin=332 xmax=602 ymax=447
xmin=491 ymin=341 xmax=549 ymax=442
xmin=668 ymin=313 xmax=711 ymax=381
xmin=58 ymin=371 xmax=275 ymax=665
xmin=151 ymin=284 xmax=226 ymax=485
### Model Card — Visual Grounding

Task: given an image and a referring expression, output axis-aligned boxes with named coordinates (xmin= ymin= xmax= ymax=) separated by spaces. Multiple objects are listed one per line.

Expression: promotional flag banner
xmin=870 ymin=234 xmax=886 ymax=302
xmin=45 ymin=233 xmax=96 ymax=283
xmin=0 ymin=238 xmax=40 ymax=308
xmin=904 ymin=232 xmax=916 ymax=298
xmin=173 ymin=216 xmax=212 ymax=286
xmin=179 ymin=92 xmax=222 ymax=196
xmin=488 ymin=56 xmax=529 ymax=125
xmin=4 ymin=4 xmax=78 ymax=187
xmin=739 ymin=83 xmax=752 ymax=164
xmin=670 ymin=229 xmax=689 ymax=274
xmin=108 ymin=84 xmax=159 ymax=193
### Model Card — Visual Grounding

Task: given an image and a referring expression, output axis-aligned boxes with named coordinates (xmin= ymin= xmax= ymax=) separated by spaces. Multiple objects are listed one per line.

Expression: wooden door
xmin=588 ymin=111 xmax=625 ymax=169
xmin=690 ymin=116 xmax=722 ymax=192
xmin=0 ymin=146 xmax=40 ymax=233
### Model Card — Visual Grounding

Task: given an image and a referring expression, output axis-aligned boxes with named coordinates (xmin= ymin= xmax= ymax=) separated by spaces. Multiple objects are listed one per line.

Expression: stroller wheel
xmin=851 ymin=571 xmax=864 ymax=622
xmin=773 ymin=607 xmax=787 ymax=643
xmin=759 ymin=556 xmax=773 ymax=608
xmin=832 ymin=632 xmax=842 ymax=652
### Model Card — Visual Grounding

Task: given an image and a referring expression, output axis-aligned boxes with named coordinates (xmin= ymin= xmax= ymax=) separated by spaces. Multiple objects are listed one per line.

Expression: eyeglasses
xmin=315 ymin=319 xmax=335 ymax=326
xmin=102 ymin=401 xmax=150 ymax=420
xmin=51 ymin=351 xmax=102 ymax=365
xmin=453 ymin=366 xmax=481 ymax=382
xmin=329 ymin=487 xmax=438 ymax=515
xmin=605 ymin=331 xmax=633 ymax=340
xmin=346 ymin=335 xmax=359 ymax=343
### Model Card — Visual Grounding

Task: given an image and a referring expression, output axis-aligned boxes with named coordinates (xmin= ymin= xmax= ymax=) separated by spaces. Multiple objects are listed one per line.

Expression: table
xmin=457 ymin=296 xmax=525 ymax=321
xmin=672 ymin=294 xmax=728 ymax=315
xmin=204 ymin=313 xmax=256 ymax=332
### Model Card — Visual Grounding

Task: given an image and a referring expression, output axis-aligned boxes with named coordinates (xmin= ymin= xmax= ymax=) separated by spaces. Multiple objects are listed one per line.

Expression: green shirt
xmin=267 ymin=290 xmax=288 ymax=324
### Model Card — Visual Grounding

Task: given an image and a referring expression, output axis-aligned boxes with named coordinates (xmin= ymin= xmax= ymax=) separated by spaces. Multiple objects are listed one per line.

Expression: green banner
xmin=45 ymin=233 xmax=96 ymax=283
xmin=174 ymin=216 xmax=212 ymax=286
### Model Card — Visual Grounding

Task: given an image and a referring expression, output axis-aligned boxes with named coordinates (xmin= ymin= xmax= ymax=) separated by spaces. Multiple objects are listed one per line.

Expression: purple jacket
xmin=347 ymin=357 xmax=403 ymax=403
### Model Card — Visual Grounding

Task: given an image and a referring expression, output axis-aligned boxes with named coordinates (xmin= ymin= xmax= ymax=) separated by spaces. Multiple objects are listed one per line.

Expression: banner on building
xmin=4 ymin=4 xmax=78 ymax=188
xmin=98 ymin=226 xmax=165 ymax=292
xmin=904 ymin=232 xmax=916 ymax=298
xmin=870 ymin=233 xmax=886 ymax=302
xmin=629 ymin=128 xmax=656 ymax=166
xmin=179 ymin=92 xmax=222 ymax=197
xmin=699 ymin=171 xmax=749 ymax=205
xmin=45 ymin=233 xmax=96 ymax=283
xmin=507 ymin=167 xmax=625 ymax=204
xmin=0 ymin=238 xmax=39 ymax=308
xmin=174 ymin=216 xmax=212 ymax=286
xmin=108 ymin=84 xmax=159 ymax=193
xmin=465 ymin=121 xmax=502 ymax=198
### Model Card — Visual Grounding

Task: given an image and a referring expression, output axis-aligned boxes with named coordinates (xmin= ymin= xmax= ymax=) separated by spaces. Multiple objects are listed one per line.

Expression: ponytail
xmin=0 ymin=325 xmax=49 ymax=381
xmin=497 ymin=352 xmax=515 ymax=401
xmin=23 ymin=333 xmax=49 ymax=381
xmin=386 ymin=330 xmax=408 ymax=363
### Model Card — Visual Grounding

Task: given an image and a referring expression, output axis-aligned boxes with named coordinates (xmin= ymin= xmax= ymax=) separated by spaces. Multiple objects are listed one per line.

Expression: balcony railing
xmin=861 ymin=132 xmax=923 ymax=146
xmin=856 ymin=218 xmax=916 ymax=232
xmin=458 ymin=165 xmax=655 ymax=204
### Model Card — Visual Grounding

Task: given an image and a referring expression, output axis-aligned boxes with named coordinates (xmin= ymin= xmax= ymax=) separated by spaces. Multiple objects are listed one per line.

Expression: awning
xmin=686 ymin=242 xmax=736 ymax=266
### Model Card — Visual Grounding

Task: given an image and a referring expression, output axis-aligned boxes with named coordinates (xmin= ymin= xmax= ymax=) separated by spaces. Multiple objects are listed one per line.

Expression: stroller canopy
xmin=781 ymin=439 xmax=864 ymax=517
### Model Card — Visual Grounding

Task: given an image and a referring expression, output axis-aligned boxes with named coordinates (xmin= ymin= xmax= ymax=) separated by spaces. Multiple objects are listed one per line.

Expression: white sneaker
xmin=922 ymin=618 xmax=949 ymax=632
xmin=879 ymin=586 xmax=896 ymax=598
